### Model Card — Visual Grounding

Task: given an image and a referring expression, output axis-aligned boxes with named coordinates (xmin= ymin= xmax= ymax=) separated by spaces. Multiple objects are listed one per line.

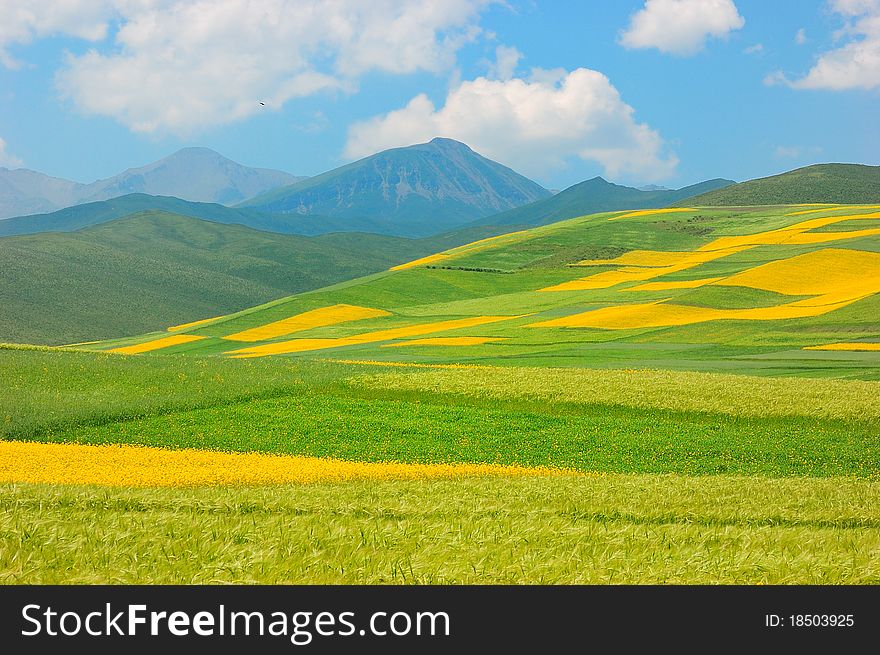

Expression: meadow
xmin=89 ymin=204 xmax=880 ymax=378
xmin=3 ymin=475 xmax=878 ymax=584
xmin=2 ymin=203 xmax=879 ymax=584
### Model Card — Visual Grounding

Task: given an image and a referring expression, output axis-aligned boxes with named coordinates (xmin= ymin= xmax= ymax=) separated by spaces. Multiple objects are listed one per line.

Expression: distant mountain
xmin=638 ymin=184 xmax=670 ymax=192
xmin=0 ymin=169 xmax=82 ymax=218
xmin=0 ymin=211 xmax=453 ymax=345
xmin=679 ymin=163 xmax=880 ymax=206
xmin=469 ymin=177 xmax=735 ymax=228
xmin=240 ymin=138 xmax=551 ymax=237
xmin=0 ymin=148 xmax=303 ymax=219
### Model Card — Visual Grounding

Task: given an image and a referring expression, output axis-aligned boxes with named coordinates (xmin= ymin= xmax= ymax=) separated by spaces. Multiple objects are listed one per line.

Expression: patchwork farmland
xmin=2 ymin=204 xmax=879 ymax=584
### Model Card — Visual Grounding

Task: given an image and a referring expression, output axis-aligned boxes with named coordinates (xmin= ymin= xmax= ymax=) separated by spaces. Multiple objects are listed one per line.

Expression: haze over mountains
xmin=0 ymin=148 xmax=304 ymax=219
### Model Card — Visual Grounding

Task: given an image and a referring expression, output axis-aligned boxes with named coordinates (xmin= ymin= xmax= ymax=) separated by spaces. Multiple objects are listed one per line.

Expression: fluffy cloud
xmin=0 ymin=137 xmax=23 ymax=168
xmin=618 ymin=0 xmax=744 ymax=56
xmin=487 ymin=45 xmax=522 ymax=80
xmin=1 ymin=0 xmax=491 ymax=134
xmin=0 ymin=0 xmax=119 ymax=69
xmin=344 ymin=68 xmax=678 ymax=182
xmin=776 ymin=0 xmax=880 ymax=90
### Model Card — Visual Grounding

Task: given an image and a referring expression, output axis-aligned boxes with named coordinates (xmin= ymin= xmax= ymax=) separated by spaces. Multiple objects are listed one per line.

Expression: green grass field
xmin=90 ymin=204 xmax=880 ymax=377
xmin=2 ymin=203 xmax=878 ymax=584
xmin=4 ymin=475 xmax=878 ymax=584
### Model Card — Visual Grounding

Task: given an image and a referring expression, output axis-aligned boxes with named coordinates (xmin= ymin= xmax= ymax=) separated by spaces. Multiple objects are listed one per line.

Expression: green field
xmin=0 ymin=211 xmax=502 ymax=345
xmin=93 ymin=204 xmax=880 ymax=377
xmin=682 ymin=163 xmax=880 ymax=206
xmin=2 ymin=202 xmax=879 ymax=584
xmin=4 ymin=475 xmax=878 ymax=584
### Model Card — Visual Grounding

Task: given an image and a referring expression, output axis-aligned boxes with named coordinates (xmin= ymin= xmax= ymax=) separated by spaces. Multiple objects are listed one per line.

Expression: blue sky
xmin=1 ymin=0 xmax=877 ymax=190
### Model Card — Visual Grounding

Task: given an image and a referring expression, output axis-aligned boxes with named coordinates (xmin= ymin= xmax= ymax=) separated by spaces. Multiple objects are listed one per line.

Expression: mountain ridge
xmin=467 ymin=176 xmax=735 ymax=228
xmin=677 ymin=163 xmax=880 ymax=206
xmin=0 ymin=148 xmax=303 ymax=219
xmin=240 ymin=137 xmax=552 ymax=237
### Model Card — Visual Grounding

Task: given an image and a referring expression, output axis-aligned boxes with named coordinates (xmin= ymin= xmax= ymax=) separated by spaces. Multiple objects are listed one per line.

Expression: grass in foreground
xmin=3 ymin=350 xmax=877 ymax=478
xmin=2 ymin=475 xmax=878 ymax=584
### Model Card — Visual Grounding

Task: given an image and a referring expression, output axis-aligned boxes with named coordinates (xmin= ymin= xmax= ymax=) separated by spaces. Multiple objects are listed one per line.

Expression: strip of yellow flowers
xmin=0 ymin=441 xmax=576 ymax=487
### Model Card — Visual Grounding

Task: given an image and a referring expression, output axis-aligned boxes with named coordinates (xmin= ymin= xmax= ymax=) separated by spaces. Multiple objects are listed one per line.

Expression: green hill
xmin=0 ymin=193 xmax=394 ymax=238
xmin=240 ymin=138 xmax=551 ymax=236
xmin=469 ymin=177 xmax=734 ymax=228
xmin=97 ymin=203 xmax=880 ymax=377
xmin=680 ymin=163 xmax=880 ymax=206
xmin=0 ymin=211 xmax=486 ymax=344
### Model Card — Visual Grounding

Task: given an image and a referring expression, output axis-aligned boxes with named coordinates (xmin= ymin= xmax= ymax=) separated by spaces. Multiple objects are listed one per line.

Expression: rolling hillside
xmin=0 ymin=148 xmax=302 ymax=219
xmin=97 ymin=203 xmax=880 ymax=377
xmin=469 ymin=176 xmax=734 ymax=228
xmin=680 ymin=163 xmax=880 ymax=206
xmin=0 ymin=211 xmax=467 ymax=344
xmin=240 ymin=138 xmax=551 ymax=236
xmin=0 ymin=193 xmax=365 ymax=238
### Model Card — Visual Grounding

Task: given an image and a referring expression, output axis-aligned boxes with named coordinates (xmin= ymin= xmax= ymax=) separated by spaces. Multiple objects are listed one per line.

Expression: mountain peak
xmin=242 ymin=139 xmax=550 ymax=236
xmin=426 ymin=137 xmax=473 ymax=150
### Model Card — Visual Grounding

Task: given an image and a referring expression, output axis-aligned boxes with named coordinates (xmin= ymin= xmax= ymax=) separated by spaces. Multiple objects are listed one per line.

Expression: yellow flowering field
xmin=390 ymin=229 xmax=529 ymax=270
xmin=0 ymin=441 xmax=574 ymax=487
xmin=804 ymin=343 xmax=880 ymax=352
xmin=110 ymin=334 xmax=206 ymax=355
xmin=226 ymin=315 xmax=520 ymax=357
xmin=546 ymin=210 xmax=880 ymax=292
xmin=223 ymin=304 xmax=390 ymax=342
xmin=532 ymin=248 xmax=880 ymax=329
xmin=609 ymin=208 xmax=695 ymax=221
xmin=166 ymin=315 xmax=225 ymax=332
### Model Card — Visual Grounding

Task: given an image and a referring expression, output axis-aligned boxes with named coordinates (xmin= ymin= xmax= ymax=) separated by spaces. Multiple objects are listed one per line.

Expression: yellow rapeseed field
xmin=0 ymin=441 xmax=574 ymax=487
xmin=166 ymin=315 xmax=225 ymax=332
xmin=223 ymin=304 xmax=390 ymax=342
xmin=226 ymin=315 xmax=521 ymax=357
xmin=389 ymin=252 xmax=451 ymax=270
xmin=786 ymin=204 xmax=880 ymax=216
xmin=532 ymin=249 xmax=880 ymax=330
xmin=608 ymin=208 xmax=695 ymax=221
xmin=542 ymin=211 xmax=880 ymax=292
xmin=382 ymin=336 xmax=505 ymax=347
xmin=715 ymin=248 xmax=880 ymax=296
xmin=804 ymin=343 xmax=880 ymax=352
xmin=110 ymin=334 xmax=206 ymax=355
xmin=390 ymin=230 xmax=529 ymax=270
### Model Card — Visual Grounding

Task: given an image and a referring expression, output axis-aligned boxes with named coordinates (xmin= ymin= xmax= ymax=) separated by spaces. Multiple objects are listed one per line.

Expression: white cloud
xmin=10 ymin=0 xmax=492 ymax=134
xmin=0 ymin=0 xmax=121 ymax=69
xmin=618 ymin=0 xmax=745 ymax=56
xmin=773 ymin=0 xmax=880 ymax=90
xmin=743 ymin=43 xmax=764 ymax=54
xmin=344 ymin=68 xmax=678 ymax=182
xmin=0 ymin=137 xmax=23 ymax=168
xmin=487 ymin=45 xmax=522 ymax=80
xmin=795 ymin=28 xmax=807 ymax=44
